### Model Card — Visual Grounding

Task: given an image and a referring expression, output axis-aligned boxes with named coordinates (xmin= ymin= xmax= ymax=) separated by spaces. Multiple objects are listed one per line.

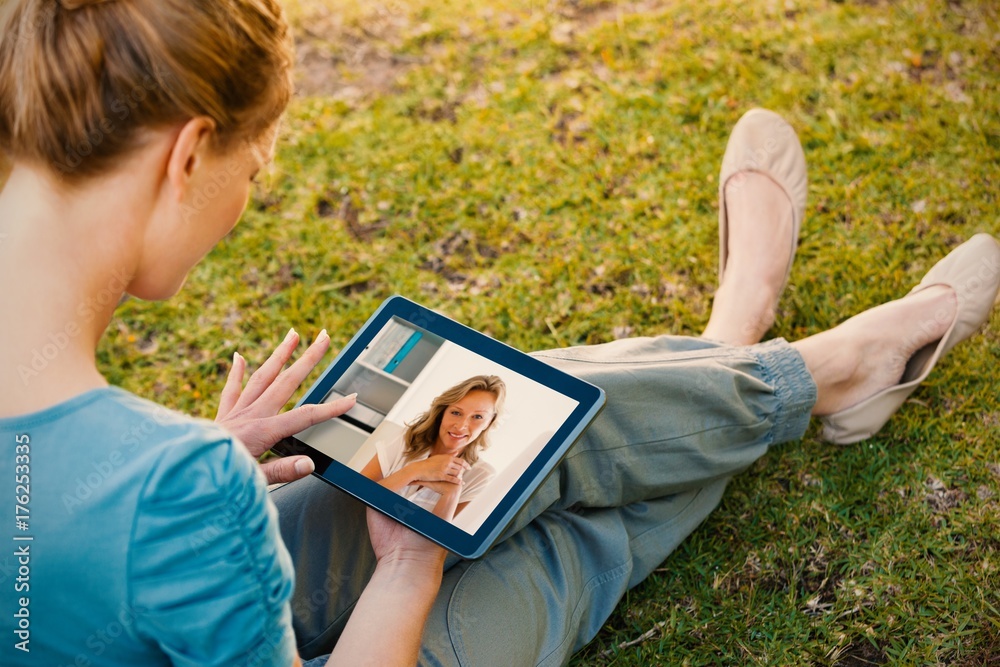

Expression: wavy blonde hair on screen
xmin=403 ymin=375 xmax=507 ymax=466
xmin=0 ymin=0 xmax=294 ymax=181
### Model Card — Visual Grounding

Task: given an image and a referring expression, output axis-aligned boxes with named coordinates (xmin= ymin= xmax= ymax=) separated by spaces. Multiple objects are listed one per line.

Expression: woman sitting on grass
xmin=1 ymin=0 xmax=997 ymax=665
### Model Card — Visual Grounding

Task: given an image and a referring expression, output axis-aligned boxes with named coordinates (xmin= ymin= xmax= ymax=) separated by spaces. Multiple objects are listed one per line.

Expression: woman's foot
xmin=702 ymin=109 xmax=807 ymax=346
xmin=793 ymin=285 xmax=957 ymax=416
xmin=703 ymin=172 xmax=795 ymax=345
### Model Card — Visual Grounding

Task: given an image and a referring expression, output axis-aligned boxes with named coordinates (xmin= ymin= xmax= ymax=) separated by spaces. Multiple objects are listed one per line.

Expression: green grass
xmin=99 ymin=0 xmax=999 ymax=663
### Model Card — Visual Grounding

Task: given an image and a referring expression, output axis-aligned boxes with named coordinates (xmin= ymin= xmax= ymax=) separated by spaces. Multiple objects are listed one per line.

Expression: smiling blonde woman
xmin=360 ymin=375 xmax=507 ymax=520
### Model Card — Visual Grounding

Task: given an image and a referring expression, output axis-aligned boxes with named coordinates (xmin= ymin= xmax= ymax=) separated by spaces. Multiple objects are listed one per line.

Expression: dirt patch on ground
xmin=290 ymin=0 xmax=671 ymax=99
xmin=547 ymin=0 xmax=669 ymax=37
xmin=833 ymin=640 xmax=889 ymax=666
xmin=296 ymin=42 xmax=417 ymax=101
xmin=292 ymin=2 xmax=423 ymax=99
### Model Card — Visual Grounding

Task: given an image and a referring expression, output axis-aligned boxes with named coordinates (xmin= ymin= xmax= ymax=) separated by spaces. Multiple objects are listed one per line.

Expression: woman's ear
xmin=165 ymin=117 xmax=216 ymax=201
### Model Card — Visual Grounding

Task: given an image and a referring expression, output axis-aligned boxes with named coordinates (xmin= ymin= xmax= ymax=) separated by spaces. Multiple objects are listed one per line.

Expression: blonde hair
xmin=0 ymin=0 xmax=294 ymax=180
xmin=404 ymin=376 xmax=506 ymax=466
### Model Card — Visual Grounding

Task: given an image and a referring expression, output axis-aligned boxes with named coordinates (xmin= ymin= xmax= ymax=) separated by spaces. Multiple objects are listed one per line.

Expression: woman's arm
xmin=325 ymin=509 xmax=446 ymax=666
xmin=360 ymin=451 xmax=425 ymax=493
xmin=359 ymin=453 xmax=383 ymax=482
xmin=364 ymin=452 xmax=464 ymax=520
xmin=421 ymin=480 xmax=463 ymax=521
xmin=325 ymin=558 xmax=441 ymax=666
xmin=379 ymin=454 xmax=469 ymax=494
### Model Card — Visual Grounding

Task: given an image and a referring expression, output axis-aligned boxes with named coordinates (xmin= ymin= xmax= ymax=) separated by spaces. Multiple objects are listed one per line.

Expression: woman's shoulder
xmin=373 ymin=420 xmax=410 ymax=467
xmin=112 ymin=398 xmax=295 ymax=666
xmin=9 ymin=385 xmax=259 ymax=499
xmin=99 ymin=387 xmax=256 ymax=486
xmin=101 ymin=386 xmax=232 ymax=440
xmin=2 ymin=385 xmax=248 ymax=471
xmin=4 ymin=385 xmax=232 ymax=445
xmin=100 ymin=391 xmax=262 ymax=503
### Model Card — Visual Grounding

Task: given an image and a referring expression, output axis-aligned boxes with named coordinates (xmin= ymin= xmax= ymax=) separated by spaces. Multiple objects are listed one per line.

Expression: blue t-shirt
xmin=0 ymin=387 xmax=297 ymax=666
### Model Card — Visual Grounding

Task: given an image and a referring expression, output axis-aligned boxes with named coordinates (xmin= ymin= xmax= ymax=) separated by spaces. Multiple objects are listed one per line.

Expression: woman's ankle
xmin=703 ymin=280 xmax=780 ymax=345
xmin=796 ymin=286 xmax=957 ymax=416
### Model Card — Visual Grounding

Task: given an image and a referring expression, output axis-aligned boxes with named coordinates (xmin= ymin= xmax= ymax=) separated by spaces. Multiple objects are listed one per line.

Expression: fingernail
xmin=314 ymin=329 xmax=329 ymax=344
xmin=285 ymin=328 xmax=297 ymax=343
xmin=233 ymin=352 xmax=240 ymax=364
xmin=294 ymin=458 xmax=315 ymax=475
xmin=344 ymin=392 xmax=358 ymax=401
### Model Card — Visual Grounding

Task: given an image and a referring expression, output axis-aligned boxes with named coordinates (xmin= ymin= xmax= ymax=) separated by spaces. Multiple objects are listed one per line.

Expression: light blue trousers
xmin=279 ymin=335 xmax=817 ymax=666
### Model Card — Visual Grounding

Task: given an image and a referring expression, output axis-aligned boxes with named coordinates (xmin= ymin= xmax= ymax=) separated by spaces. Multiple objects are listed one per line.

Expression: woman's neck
xmin=0 ymin=164 xmax=144 ymax=417
xmin=430 ymin=440 xmax=466 ymax=459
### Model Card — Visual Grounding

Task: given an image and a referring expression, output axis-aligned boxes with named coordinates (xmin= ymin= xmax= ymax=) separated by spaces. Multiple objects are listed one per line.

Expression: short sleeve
xmin=129 ymin=433 xmax=297 ymax=667
xmin=374 ymin=430 xmax=407 ymax=478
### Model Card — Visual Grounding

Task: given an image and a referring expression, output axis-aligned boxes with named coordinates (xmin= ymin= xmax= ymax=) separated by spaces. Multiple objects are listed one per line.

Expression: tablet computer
xmin=273 ymin=296 xmax=605 ymax=559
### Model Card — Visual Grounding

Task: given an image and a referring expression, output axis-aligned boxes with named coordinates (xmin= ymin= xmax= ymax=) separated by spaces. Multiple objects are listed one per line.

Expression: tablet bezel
xmin=273 ymin=295 xmax=605 ymax=559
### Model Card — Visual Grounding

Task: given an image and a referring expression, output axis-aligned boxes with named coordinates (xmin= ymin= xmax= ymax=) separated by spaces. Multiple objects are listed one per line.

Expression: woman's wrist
xmin=370 ymin=555 xmax=445 ymax=606
xmin=330 ymin=532 xmax=445 ymax=665
xmin=375 ymin=546 xmax=447 ymax=579
xmin=402 ymin=459 xmax=431 ymax=485
xmin=380 ymin=468 xmax=417 ymax=492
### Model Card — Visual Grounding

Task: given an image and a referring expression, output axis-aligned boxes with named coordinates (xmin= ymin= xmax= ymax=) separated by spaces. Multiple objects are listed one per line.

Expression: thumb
xmin=260 ymin=455 xmax=315 ymax=485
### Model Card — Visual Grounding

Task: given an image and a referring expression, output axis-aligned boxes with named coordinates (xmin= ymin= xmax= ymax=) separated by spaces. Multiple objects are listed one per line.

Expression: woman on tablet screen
xmin=2 ymin=0 xmax=998 ymax=666
xmin=360 ymin=375 xmax=506 ymax=521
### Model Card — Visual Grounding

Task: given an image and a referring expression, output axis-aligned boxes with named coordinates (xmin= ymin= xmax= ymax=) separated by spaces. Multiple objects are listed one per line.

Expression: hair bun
xmin=1 ymin=0 xmax=293 ymax=181
xmin=59 ymin=0 xmax=114 ymax=10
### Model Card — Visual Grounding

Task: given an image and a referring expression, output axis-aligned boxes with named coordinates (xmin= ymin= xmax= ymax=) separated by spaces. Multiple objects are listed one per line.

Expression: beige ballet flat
xmin=821 ymin=233 xmax=1000 ymax=444
xmin=718 ymin=108 xmax=808 ymax=287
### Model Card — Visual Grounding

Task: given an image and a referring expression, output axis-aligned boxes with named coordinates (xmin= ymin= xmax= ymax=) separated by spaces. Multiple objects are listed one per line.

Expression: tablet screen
xmin=295 ymin=314 xmax=580 ymax=535
xmin=275 ymin=296 xmax=604 ymax=558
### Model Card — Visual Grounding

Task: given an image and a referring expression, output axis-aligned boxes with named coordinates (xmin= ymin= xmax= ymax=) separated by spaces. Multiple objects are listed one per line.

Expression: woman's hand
xmin=366 ymin=507 xmax=447 ymax=571
xmin=326 ymin=509 xmax=445 ymax=665
xmin=215 ymin=328 xmax=356 ymax=485
xmin=408 ymin=454 xmax=470 ymax=484
xmin=381 ymin=455 xmax=469 ymax=494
